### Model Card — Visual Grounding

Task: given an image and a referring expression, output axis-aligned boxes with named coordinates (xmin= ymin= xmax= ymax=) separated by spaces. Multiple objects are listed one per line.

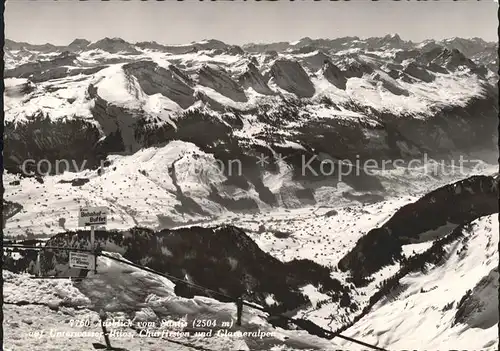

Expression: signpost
xmin=78 ymin=206 xmax=108 ymax=227
xmin=78 ymin=206 xmax=108 ymax=274
xmin=69 ymin=251 xmax=95 ymax=270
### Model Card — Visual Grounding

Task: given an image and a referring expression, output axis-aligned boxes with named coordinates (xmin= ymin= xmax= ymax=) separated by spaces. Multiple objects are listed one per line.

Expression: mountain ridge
xmin=3 ymin=33 xmax=498 ymax=232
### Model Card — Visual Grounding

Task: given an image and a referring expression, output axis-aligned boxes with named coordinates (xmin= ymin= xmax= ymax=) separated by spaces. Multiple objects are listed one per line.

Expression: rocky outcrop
xmin=299 ymin=51 xmax=332 ymax=71
xmin=4 ymin=52 xmax=78 ymax=79
xmin=197 ymin=64 xmax=248 ymax=102
xmin=192 ymin=39 xmax=230 ymax=51
xmin=418 ymin=47 xmax=485 ymax=74
xmin=32 ymin=66 xmax=107 ymax=83
xmin=344 ymin=61 xmax=374 ymax=78
xmin=87 ymin=37 xmax=140 ymax=54
xmin=87 ymin=84 xmax=146 ymax=154
xmin=394 ymin=50 xmax=421 ymax=63
xmin=384 ymin=94 xmax=498 ymax=153
xmin=293 ymin=109 xmax=424 ymax=167
xmin=366 ymin=34 xmax=411 ymax=50
xmin=417 ymin=38 xmax=497 ymax=73
xmin=338 ymin=175 xmax=499 ymax=280
xmin=403 ymin=61 xmax=435 ymax=83
xmin=383 ymin=175 xmax=498 ymax=242
xmin=453 ymin=267 xmax=499 ymax=329
xmin=237 ymin=63 xmax=274 ymax=95
xmin=242 ymin=42 xmax=291 ymax=53
xmin=67 ymin=38 xmax=90 ymax=52
xmin=194 ymin=91 xmax=226 ymax=111
xmin=442 ymin=37 xmax=494 ymax=59
xmin=372 ymin=72 xmax=409 ymax=96
xmin=270 ymin=59 xmax=315 ymax=98
xmin=4 ymin=116 xmax=105 ymax=175
xmin=322 ymin=61 xmax=347 ymax=90
xmin=292 ymin=44 xmax=319 ymax=55
xmin=224 ymin=45 xmax=245 ymax=56
xmin=123 ymin=61 xmax=195 ymax=108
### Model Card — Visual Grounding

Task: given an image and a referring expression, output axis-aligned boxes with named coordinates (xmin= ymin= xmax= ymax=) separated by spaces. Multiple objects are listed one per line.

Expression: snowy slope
xmin=339 ymin=215 xmax=499 ymax=350
xmin=3 ymin=254 xmax=340 ymax=351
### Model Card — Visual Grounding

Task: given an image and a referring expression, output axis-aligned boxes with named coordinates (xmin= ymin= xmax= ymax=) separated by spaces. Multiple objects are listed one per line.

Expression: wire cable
xmin=2 ymin=244 xmax=388 ymax=351
xmin=100 ymin=252 xmax=389 ymax=351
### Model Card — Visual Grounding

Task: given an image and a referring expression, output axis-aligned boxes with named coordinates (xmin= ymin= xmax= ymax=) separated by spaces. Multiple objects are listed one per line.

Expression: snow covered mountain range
xmin=4 ymin=35 xmax=498 ymax=224
xmin=2 ymin=35 xmax=499 ymax=350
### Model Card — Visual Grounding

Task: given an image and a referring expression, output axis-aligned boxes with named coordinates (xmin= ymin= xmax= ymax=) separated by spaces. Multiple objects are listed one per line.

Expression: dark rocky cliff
xmin=338 ymin=175 xmax=499 ymax=281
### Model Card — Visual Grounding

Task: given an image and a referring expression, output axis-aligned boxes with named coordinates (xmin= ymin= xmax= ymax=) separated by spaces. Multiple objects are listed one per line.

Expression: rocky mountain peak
xmin=67 ymin=38 xmax=90 ymax=51
xmin=270 ymin=59 xmax=315 ymax=98
xmin=321 ymin=61 xmax=347 ymax=90
xmin=87 ymin=37 xmax=140 ymax=54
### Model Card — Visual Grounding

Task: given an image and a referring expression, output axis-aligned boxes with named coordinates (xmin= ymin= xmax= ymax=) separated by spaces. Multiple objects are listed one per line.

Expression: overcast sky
xmin=5 ymin=0 xmax=498 ymax=45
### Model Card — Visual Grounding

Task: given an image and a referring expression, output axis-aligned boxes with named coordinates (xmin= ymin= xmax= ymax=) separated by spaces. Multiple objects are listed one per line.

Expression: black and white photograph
xmin=2 ymin=0 xmax=499 ymax=350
